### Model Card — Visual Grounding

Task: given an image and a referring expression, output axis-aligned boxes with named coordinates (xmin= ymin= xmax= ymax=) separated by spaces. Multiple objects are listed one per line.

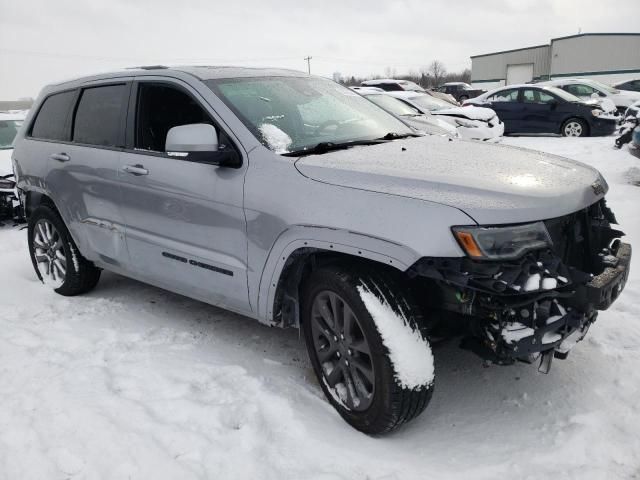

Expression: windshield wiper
xmin=377 ymin=132 xmax=421 ymax=140
xmin=282 ymin=139 xmax=389 ymax=157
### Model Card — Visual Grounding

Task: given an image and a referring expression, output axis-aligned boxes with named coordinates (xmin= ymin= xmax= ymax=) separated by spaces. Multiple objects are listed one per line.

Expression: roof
xmin=361 ymin=79 xmax=408 ymax=85
xmin=0 ymin=111 xmax=27 ymax=121
xmin=471 ymin=43 xmax=549 ymax=59
xmin=44 ymin=65 xmax=310 ymax=91
xmin=471 ymin=32 xmax=640 ymax=59
xmin=551 ymin=32 xmax=640 ymax=43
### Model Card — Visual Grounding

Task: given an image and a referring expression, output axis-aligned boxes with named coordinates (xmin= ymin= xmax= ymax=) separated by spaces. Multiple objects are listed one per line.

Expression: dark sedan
xmin=466 ymin=85 xmax=618 ymax=137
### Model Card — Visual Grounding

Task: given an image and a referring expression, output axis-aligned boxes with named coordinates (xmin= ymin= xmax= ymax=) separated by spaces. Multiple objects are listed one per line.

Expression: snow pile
xmin=357 ymin=285 xmax=434 ymax=390
xmin=1 ymin=135 xmax=640 ymax=478
xmin=258 ymin=123 xmax=292 ymax=154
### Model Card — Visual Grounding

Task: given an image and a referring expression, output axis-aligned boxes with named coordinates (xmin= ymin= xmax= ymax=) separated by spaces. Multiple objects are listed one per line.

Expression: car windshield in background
xmin=207 ymin=76 xmax=413 ymax=154
xmin=0 ymin=120 xmax=23 ymax=149
xmin=365 ymin=94 xmax=422 ymax=116
xmin=586 ymin=80 xmax=619 ymax=94
xmin=545 ymin=87 xmax=583 ymax=103
xmin=408 ymin=94 xmax=452 ymax=111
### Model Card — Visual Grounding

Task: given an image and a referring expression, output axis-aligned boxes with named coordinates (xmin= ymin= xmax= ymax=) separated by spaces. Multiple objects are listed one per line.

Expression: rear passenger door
xmin=485 ymin=88 xmax=523 ymax=133
xmin=52 ymin=81 xmax=131 ymax=268
xmin=118 ymin=78 xmax=250 ymax=313
xmin=23 ymin=82 xmax=130 ymax=268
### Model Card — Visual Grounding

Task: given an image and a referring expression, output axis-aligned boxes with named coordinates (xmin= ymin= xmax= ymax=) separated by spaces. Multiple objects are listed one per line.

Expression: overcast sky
xmin=1 ymin=0 xmax=638 ymax=99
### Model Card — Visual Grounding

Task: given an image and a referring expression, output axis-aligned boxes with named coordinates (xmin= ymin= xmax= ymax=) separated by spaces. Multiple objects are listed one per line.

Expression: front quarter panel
xmin=244 ymin=146 xmax=476 ymax=324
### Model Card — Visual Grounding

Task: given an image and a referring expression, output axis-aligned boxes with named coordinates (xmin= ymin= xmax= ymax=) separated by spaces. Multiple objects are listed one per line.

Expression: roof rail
xmin=128 ymin=65 xmax=169 ymax=70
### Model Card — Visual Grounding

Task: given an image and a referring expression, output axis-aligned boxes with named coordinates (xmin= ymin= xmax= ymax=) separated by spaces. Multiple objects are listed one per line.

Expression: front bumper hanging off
xmin=409 ymin=201 xmax=631 ymax=372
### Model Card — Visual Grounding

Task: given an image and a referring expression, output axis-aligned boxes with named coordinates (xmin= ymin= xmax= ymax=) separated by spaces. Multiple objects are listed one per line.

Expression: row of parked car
xmin=353 ymin=76 xmax=640 ymax=140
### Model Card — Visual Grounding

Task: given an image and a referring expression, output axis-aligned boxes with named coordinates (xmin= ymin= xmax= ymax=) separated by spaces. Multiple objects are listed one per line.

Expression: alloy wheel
xmin=310 ymin=290 xmax=375 ymax=411
xmin=32 ymin=219 xmax=67 ymax=288
xmin=564 ymin=121 xmax=583 ymax=137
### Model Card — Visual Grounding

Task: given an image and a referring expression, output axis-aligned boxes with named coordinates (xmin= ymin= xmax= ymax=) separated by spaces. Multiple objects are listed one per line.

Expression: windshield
xmin=0 ymin=120 xmax=23 ymax=149
xmin=364 ymin=94 xmax=422 ymax=116
xmin=406 ymin=94 xmax=452 ymax=112
xmin=207 ymin=76 xmax=413 ymax=154
xmin=585 ymin=79 xmax=619 ymax=94
xmin=544 ymin=86 xmax=583 ymax=102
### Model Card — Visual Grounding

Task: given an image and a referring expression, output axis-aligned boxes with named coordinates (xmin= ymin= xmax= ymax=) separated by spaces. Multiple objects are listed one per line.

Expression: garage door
xmin=506 ymin=63 xmax=534 ymax=85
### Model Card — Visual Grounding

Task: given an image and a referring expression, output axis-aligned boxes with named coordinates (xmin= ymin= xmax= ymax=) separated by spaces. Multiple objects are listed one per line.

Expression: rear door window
xmin=30 ymin=91 xmax=76 ymax=141
xmin=73 ymin=84 xmax=128 ymax=147
xmin=488 ymin=89 xmax=520 ymax=102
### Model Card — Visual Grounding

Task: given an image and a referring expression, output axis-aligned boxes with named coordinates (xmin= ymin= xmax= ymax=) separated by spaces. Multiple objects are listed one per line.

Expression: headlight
xmin=591 ymin=109 xmax=603 ymax=117
xmin=454 ymin=118 xmax=479 ymax=128
xmin=452 ymin=222 xmax=552 ymax=260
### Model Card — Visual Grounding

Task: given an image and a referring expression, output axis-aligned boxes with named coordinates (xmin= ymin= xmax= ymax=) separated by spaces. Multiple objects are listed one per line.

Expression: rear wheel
xmin=562 ymin=118 xmax=588 ymax=137
xmin=28 ymin=205 xmax=101 ymax=296
xmin=302 ymin=265 xmax=434 ymax=434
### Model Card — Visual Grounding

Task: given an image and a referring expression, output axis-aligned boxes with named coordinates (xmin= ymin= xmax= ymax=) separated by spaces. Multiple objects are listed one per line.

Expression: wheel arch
xmin=257 ymin=226 xmax=421 ymax=328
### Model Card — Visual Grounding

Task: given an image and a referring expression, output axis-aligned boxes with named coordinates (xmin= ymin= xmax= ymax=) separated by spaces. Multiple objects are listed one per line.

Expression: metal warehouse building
xmin=471 ymin=33 xmax=640 ymax=90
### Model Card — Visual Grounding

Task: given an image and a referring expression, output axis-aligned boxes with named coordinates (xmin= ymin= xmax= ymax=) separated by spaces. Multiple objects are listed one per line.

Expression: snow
xmin=258 ymin=123 xmax=292 ymax=154
xmin=1 ymin=135 xmax=640 ymax=478
xmin=357 ymin=285 xmax=435 ymax=389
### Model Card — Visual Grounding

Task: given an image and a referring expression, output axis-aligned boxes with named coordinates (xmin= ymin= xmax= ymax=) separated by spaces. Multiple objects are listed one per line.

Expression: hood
xmin=583 ymin=97 xmax=617 ymax=114
xmin=432 ymin=106 xmax=496 ymax=122
xmin=294 ymin=135 xmax=605 ymax=225
xmin=0 ymin=149 xmax=13 ymax=177
xmin=403 ymin=115 xmax=458 ymax=136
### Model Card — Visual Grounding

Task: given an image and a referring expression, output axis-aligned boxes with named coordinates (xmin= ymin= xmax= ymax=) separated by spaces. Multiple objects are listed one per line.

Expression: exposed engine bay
xmin=410 ymin=199 xmax=631 ymax=372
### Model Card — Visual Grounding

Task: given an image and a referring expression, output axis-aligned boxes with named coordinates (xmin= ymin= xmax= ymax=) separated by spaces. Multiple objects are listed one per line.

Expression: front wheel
xmin=302 ymin=265 xmax=434 ymax=434
xmin=562 ymin=118 xmax=588 ymax=137
xmin=28 ymin=205 xmax=101 ymax=296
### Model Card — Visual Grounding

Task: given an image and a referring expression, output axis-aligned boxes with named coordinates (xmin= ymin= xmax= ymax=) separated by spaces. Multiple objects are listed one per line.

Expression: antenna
xmin=304 ymin=56 xmax=312 ymax=74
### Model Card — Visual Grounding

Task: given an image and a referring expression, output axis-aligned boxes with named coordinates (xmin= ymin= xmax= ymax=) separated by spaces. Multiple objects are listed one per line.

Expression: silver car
xmin=12 ymin=67 xmax=631 ymax=434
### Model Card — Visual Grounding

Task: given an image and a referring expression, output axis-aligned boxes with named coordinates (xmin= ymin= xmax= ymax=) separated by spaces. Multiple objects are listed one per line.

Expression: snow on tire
xmin=28 ymin=205 xmax=101 ymax=296
xmin=302 ymin=264 xmax=434 ymax=434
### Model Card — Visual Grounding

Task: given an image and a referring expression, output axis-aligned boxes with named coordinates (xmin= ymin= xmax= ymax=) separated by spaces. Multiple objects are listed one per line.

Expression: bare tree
xmin=383 ymin=66 xmax=397 ymax=78
xmin=428 ymin=60 xmax=447 ymax=87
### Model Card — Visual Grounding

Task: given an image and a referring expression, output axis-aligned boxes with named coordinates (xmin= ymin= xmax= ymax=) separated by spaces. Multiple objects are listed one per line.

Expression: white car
xmin=354 ymin=88 xmax=458 ymax=137
xmin=0 ymin=111 xmax=26 ymax=175
xmin=539 ymin=78 xmax=640 ymax=114
xmin=386 ymin=91 xmax=504 ymax=141
xmin=0 ymin=111 xmax=26 ymax=220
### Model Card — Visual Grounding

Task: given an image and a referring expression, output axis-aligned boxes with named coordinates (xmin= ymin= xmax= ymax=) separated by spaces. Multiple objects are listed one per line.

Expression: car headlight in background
xmin=591 ymin=109 xmax=603 ymax=117
xmin=454 ymin=118 xmax=479 ymax=128
xmin=452 ymin=222 xmax=553 ymax=260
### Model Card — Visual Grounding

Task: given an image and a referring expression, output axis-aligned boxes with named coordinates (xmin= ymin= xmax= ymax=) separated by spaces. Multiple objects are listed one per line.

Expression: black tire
xmin=301 ymin=264 xmax=434 ymax=434
xmin=561 ymin=118 xmax=588 ymax=137
xmin=28 ymin=205 xmax=101 ymax=296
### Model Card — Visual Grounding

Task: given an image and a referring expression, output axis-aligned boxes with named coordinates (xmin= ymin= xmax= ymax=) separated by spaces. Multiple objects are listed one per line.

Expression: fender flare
xmin=257 ymin=225 xmax=422 ymax=324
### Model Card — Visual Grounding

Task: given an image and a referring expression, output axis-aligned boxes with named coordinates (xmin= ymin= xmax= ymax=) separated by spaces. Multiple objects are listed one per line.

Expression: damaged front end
xmin=0 ymin=174 xmax=23 ymax=225
xmin=409 ymin=199 xmax=631 ymax=372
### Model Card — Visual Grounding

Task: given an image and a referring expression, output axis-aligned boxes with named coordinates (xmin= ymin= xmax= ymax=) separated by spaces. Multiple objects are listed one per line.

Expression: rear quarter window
xmin=30 ymin=91 xmax=76 ymax=141
xmin=73 ymin=84 xmax=128 ymax=147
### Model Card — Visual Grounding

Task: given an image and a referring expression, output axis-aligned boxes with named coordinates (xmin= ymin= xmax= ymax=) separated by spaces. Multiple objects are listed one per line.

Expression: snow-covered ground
xmin=1 ymin=136 xmax=639 ymax=479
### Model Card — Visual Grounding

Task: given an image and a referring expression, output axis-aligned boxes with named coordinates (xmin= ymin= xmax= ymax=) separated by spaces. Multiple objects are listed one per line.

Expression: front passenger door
xmin=118 ymin=79 xmax=250 ymax=313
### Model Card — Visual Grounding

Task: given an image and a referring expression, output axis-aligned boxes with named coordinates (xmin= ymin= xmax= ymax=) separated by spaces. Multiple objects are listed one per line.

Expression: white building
xmin=471 ymin=33 xmax=640 ymax=90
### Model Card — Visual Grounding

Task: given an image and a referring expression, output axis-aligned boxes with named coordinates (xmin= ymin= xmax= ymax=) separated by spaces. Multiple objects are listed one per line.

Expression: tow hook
xmin=538 ymin=350 xmax=554 ymax=374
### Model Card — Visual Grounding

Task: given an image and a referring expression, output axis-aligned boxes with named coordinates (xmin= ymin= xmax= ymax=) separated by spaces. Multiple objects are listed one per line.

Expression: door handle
xmin=50 ymin=153 xmax=70 ymax=162
xmin=122 ymin=164 xmax=149 ymax=176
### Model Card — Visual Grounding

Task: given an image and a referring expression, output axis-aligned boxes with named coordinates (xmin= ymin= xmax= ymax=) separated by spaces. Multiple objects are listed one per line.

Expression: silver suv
xmin=12 ymin=67 xmax=631 ymax=434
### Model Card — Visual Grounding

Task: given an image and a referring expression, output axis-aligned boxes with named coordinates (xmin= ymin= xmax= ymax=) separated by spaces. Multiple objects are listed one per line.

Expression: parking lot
xmin=1 ymin=135 xmax=638 ymax=479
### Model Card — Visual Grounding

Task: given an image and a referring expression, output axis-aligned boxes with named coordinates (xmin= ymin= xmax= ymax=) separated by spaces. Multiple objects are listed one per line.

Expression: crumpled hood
xmin=295 ymin=135 xmax=605 ymax=225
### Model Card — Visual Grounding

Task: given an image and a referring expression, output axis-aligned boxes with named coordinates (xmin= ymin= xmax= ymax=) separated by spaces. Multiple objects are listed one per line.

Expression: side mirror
xmin=591 ymin=92 xmax=600 ymax=99
xmin=165 ymin=123 xmax=240 ymax=168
